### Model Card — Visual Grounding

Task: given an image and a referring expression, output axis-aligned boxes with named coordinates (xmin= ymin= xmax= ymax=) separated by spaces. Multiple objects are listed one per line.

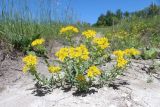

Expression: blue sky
xmin=1 ymin=0 xmax=159 ymax=23
xmin=70 ymin=0 xmax=160 ymax=24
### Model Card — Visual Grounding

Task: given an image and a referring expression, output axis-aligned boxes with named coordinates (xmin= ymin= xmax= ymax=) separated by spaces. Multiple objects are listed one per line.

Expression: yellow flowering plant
xmin=103 ymin=48 xmax=139 ymax=82
xmin=31 ymin=38 xmax=47 ymax=56
xmin=87 ymin=66 xmax=101 ymax=78
xmin=22 ymin=53 xmax=49 ymax=85
xmin=81 ymin=30 xmax=110 ymax=66
xmin=31 ymin=38 xmax=45 ymax=46
xmin=48 ymin=65 xmax=61 ymax=73
xmin=22 ymin=26 xmax=141 ymax=92
xmin=93 ymin=37 xmax=110 ymax=50
xmin=82 ymin=30 xmax=96 ymax=39
xmin=60 ymin=25 xmax=79 ymax=45
xmin=22 ymin=54 xmax=38 ymax=74
xmin=81 ymin=30 xmax=96 ymax=48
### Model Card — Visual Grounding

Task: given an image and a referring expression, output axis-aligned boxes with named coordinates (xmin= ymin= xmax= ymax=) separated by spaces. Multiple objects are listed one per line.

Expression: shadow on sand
xmin=31 ymin=79 xmax=130 ymax=97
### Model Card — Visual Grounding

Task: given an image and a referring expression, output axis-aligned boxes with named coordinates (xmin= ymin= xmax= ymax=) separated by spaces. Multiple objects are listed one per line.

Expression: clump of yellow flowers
xmin=113 ymin=50 xmax=128 ymax=68
xmin=82 ymin=30 xmax=96 ymax=39
xmin=116 ymin=56 xmax=128 ymax=68
xmin=48 ymin=65 xmax=61 ymax=73
xmin=22 ymin=54 xmax=38 ymax=73
xmin=55 ymin=47 xmax=69 ymax=61
xmin=93 ymin=37 xmax=110 ymax=49
xmin=87 ymin=66 xmax=101 ymax=78
xmin=60 ymin=26 xmax=79 ymax=45
xmin=22 ymin=25 xmax=141 ymax=92
xmin=55 ymin=44 xmax=89 ymax=61
xmin=60 ymin=25 xmax=79 ymax=34
xmin=113 ymin=48 xmax=140 ymax=68
xmin=31 ymin=38 xmax=45 ymax=47
xmin=124 ymin=48 xmax=141 ymax=56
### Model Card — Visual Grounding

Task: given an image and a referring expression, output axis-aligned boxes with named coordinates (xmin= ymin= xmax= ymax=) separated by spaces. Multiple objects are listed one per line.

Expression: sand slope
xmin=0 ymin=55 xmax=160 ymax=107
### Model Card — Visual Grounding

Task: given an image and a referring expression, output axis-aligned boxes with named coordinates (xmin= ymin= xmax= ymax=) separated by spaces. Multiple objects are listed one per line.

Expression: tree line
xmin=94 ymin=3 xmax=160 ymax=26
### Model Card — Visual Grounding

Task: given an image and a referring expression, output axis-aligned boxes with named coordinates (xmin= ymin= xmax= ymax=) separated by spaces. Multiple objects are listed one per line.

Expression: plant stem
xmin=34 ymin=73 xmax=46 ymax=85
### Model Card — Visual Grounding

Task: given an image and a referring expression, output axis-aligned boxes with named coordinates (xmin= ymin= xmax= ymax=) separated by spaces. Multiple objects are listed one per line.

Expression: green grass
xmin=94 ymin=15 xmax=160 ymax=50
xmin=0 ymin=20 xmax=64 ymax=50
xmin=0 ymin=0 xmax=76 ymax=51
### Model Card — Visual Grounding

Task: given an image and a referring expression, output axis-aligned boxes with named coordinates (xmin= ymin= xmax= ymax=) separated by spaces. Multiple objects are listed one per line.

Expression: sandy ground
xmin=0 ymin=49 xmax=160 ymax=107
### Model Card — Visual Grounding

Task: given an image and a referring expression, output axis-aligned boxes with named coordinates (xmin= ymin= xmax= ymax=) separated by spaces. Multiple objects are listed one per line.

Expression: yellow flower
xmin=23 ymin=54 xmax=37 ymax=66
xmin=93 ymin=37 xmax=109 ymax=49
xmin=82 ymin=30 xmax=96 ymax=39
xmin=48 ymin=66 xmax=61 ymax=73
xmin=31 ymin=38 xmax=45 ymax=46
xmin=113 ymin=50 xmax=125 ymax=57
xmin=68 ymin=47 xmax=82 ymax=58
xmin=22 ymin=54 xmax=38 ymax=73
xmin=113 ymin=50 xmax=128 ymax=68
xmin=79 ymin=44 xmax=89 ymax=60
xmin=124 ymin=48 xmax=141 ymax=56
xmin=117 ymin=57 xmax=128 ymax=68
xmin=87 ymin=66 xmax=101 ymax=78
xmin=76 ymin=74 xmax=86 ymax=81
xmin=60 ymin=25 xmax=79 ymax=34
xmin=68 ymin=45 xmax=89 ymax=60
xmin=55 ymin=47 xmax=69 ymax=61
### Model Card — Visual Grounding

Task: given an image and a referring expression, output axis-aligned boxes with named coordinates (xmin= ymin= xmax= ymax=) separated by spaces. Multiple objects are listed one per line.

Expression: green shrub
xmin=141 ymin=48 xmax=159 ymax=59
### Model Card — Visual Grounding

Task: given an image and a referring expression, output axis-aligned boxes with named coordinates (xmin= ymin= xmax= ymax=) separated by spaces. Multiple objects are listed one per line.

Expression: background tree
xmin=96 ymin=14 xmax=106 ymax=26
xmin=116 ymin=9 xmax=123 ymax=19
xmin=124 ymin=11 xmax=130 ymax=18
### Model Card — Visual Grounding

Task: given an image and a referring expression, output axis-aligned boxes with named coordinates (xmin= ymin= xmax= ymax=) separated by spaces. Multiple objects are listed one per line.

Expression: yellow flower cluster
xmin=113 ymin=48 xmax=140 ymax=68
xmin=116 ymin=57 xmax=128 ymax=68
xmin=87 ymin=66 xmax=101 ymax=78
xmin=55 ymin=45 xmax=89 ymax=61
xmin=69 ymin=44 xmax=89 ymax=60
xmin=76 ymin=74 xmax=86 ymax=81
xmin=113 ymin=50 xmax=125 ymax=57
xmin=82 ymin=30 xmax=96 ymax=39
xmin=113 ymin=50 xmax=128 ymax=68
xmin=124 ymin=48 xmax=141 ymax=56
xmin=93 ymin=37 xmax=109 ymax=49
xmin=22 ymin=54 xmax=38 ymax=73
xmin=48 ymin=66 xmax=61 ymax=73
xmin=60 ymin=25 xmax=79 ymax=34
xmin=55 ymin=47 xmax=69 ymax=61
xmin=31 ymin=38 xmax=45 ymax=47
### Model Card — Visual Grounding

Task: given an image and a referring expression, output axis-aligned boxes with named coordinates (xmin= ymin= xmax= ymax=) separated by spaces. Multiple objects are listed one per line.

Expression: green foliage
xmin=11 ymin=33 xmax=41 ymax=50
xmin=141 ymin=48 xmax=159 ymax=60
xmin=0 ymin=20 xmax=63 ymax=51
